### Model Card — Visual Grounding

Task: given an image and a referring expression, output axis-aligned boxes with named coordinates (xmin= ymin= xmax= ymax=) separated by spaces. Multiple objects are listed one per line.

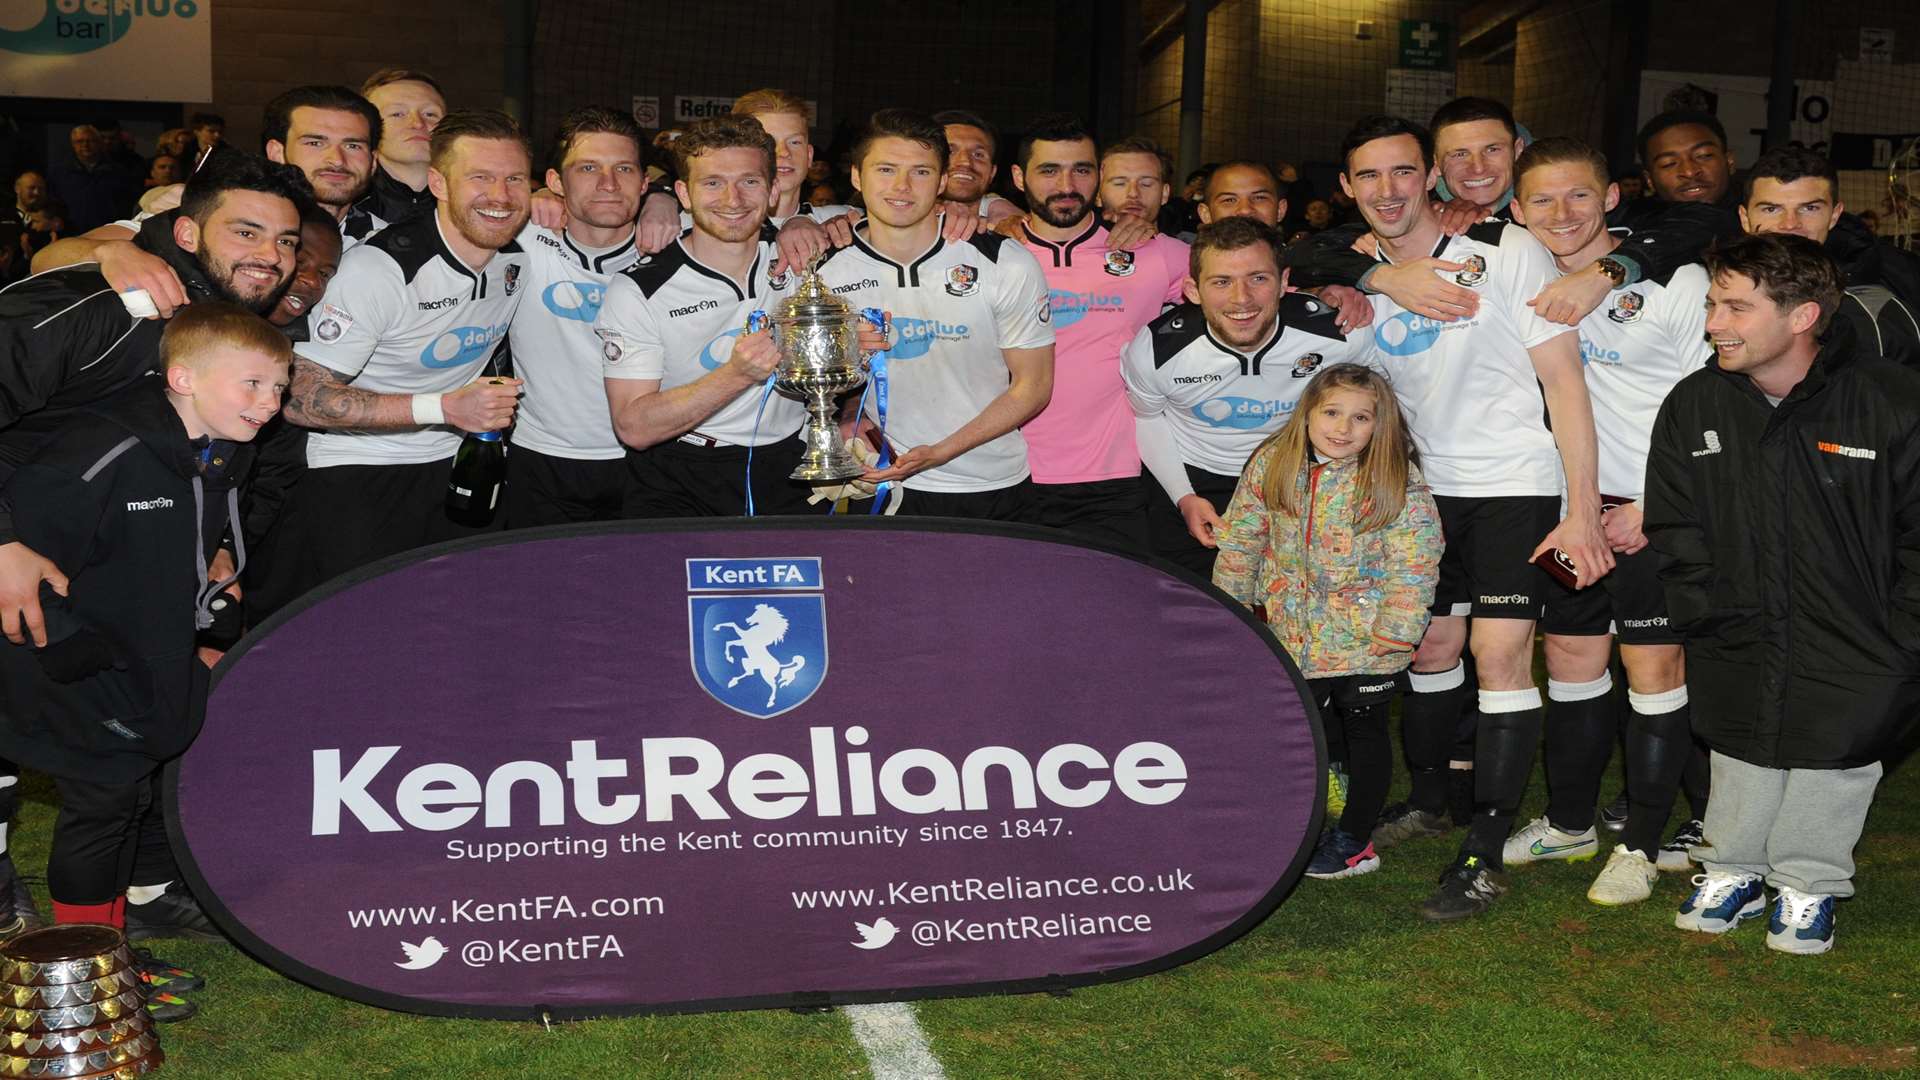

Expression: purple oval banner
xmin=168 ymin=519 xmax=1323 ymax=1019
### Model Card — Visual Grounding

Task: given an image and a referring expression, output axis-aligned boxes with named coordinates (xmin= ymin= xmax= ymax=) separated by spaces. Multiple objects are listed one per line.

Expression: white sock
xmin=126 ymin=882 xmax=171 ymax=905
xmin=1479 ymin=686 xmax=1544 ymax=713
xmin=1408 ymin=661 xmax=1467 ymax=693
xmin=1548 ymin=672 xmax=1613 ymax=702
xmin=1628 ymin=685 xmax=1689 ymax=714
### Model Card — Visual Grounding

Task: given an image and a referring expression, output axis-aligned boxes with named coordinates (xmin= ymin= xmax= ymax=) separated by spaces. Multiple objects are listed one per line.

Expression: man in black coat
xmin=1645 ymin=233 xmax=1920 ymax=955
xmin=0 ymin=152 xmax=306 ymax=940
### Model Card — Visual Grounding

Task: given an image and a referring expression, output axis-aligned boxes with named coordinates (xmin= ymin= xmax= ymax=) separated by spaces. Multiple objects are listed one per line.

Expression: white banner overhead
xmin=0 ymin=0 xmax=211 ymax=102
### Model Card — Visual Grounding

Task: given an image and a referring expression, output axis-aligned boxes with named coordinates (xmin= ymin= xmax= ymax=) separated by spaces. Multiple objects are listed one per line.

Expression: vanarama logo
xmin=308 ymin=726 xmax=1189 ymax=835
xmin=2 ymin=0 xmax=199 ymax=57
xmin=1817 ymin=441 xmax=1876 ymax=460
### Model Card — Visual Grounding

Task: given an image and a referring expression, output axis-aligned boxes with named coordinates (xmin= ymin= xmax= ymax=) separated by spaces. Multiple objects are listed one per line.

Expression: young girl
xmin=1213 ymin=364 xmax=1443 ymax=879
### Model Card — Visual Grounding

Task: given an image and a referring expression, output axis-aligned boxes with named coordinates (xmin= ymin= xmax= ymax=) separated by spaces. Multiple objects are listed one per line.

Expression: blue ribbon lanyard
xmin=859 ymin=307 xmax=891 ymax=515
xmin=743 ymin=310 xmax=774 ymax=517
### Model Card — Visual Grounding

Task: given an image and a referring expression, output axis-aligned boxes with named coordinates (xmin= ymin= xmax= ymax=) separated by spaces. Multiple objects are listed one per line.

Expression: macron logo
xmin=1691 ymin=430 xmax=1722 ymax=458
xmin=126 ymin=496 xmax=175 ymax=512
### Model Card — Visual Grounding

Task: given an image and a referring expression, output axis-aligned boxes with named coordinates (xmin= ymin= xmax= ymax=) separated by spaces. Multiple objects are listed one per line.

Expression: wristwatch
xmin=1593 ymin=256 xmax=1628 ymax=288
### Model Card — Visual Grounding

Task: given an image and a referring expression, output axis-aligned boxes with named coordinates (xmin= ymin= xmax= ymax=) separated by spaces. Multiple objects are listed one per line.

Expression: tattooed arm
xmin=284 ymin=358 xmax=523 ymax=434
xmin=283 ymin=358 xmax=416 ymax=432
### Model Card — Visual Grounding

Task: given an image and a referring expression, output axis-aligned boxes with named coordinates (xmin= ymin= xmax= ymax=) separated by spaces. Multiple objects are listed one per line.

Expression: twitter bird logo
xmin=395 ymin=936 xmax=447 ymax=970
xmin=851 ymin=917 xmax=898 ymax=950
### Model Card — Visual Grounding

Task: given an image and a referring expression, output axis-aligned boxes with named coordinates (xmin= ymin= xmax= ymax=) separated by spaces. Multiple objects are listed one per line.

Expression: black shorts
xmin=1143 ymin=464 xmax=1239 ymax=577
xmin=265 ymin=458 xmax=500 ymax=605
xmin=1430 ymin=494 xmax=1557 ymax=619
xmin=890 ymin=480 xmax=1035 ymax=522
xmin=1540 ymin=543 xmax=1680 ymax=645
xmin=623 ymin=437 xmax=825 ymax=519
xmin=1027 ymin=476 xmax=1147 ymax=552
xmin=1309 ymin=671 xmax=1405 ymax=711
xmin=504 ymin=446 xmax=627 ymax=527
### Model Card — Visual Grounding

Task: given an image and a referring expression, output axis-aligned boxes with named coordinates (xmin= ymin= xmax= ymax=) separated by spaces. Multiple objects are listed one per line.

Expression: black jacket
xmin=0 ymin=378 xmax=251 ymax=783
xmin=343 ymin=163 xmax=432 ymax=243
xmin=1644 ymin=318 xmax=1920 ymax=768
xmin=1824 ymin=214 xmax=1920 ymax=366
xmin=0 ymin=212 xmax=220 ymax=481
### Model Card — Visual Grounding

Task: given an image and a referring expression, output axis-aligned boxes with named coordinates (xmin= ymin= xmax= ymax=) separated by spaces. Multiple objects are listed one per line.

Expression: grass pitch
xmin=8 ymin=745 xmax=1916 ymax=1078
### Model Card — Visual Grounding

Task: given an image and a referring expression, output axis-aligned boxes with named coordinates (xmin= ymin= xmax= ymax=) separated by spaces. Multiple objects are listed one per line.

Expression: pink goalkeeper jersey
xmin=1017 ymin=220 xmax=1188 ymax=483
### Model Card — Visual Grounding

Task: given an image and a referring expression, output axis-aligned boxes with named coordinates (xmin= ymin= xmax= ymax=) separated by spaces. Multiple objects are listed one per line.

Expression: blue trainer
xmin=1304 ymin=828 xmax=1380 ymax=880
xmin=1766 ymin=887 xmax=1836 ymax=955
xmin=1674 ymin=871 xmax=1767 ymax=933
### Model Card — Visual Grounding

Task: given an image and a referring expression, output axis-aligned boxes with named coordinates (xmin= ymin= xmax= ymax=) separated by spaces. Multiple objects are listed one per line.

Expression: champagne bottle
xmin=445 ymin=430 xmax=506 ymax=527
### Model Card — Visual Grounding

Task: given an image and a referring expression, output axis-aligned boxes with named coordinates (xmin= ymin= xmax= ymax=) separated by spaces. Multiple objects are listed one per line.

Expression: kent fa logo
xmin=687 ymin=558 xmax=828 ymax=718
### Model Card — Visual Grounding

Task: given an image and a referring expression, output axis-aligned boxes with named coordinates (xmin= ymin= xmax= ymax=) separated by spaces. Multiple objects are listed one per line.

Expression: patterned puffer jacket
xmin=1212 ymin=448 xmax=1443 ymax=678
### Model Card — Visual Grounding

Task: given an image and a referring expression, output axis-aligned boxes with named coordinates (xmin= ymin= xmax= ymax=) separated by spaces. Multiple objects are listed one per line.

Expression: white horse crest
xmin=712 ymin=603 xmax=809 ymax=708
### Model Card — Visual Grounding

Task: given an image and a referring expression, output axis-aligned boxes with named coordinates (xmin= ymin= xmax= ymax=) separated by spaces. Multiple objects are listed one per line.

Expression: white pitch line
xmin=844 ymin=1002 xmax=946 ymax=1080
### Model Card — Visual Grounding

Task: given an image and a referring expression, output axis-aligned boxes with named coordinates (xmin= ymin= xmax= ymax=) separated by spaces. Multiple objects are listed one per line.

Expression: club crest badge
xmin=1606 ymin=290 xmax=1646 ymax=324
xmin=770 ymin=265 xmax=792 ymax=291
xmin=946 ymin=264 xmax=979 ymax=297
xmin=1453 ymin=254 xmax=1487 ymax=287
xmin=504 ymin=263 xmax=521 ymax=296
xmin=1290 ymin=352 xmax=1325 ymax=379
xmin=687 ymin=558 xmax=828 ymax=718
xmin=1104 ymin=250 xmax=1136 ymax=277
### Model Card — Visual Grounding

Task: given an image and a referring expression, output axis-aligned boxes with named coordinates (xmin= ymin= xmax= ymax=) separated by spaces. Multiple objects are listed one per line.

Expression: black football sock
xmin=1401 ymin=662 xmax=1465 ymax=814
xmin=1621 ymin=687 xmax=1692 ymax=857
xmin=1461 ymin=688 xmax=1545 ymax=867
xmin=1544 ymin=672 xmax=1615 ymax=832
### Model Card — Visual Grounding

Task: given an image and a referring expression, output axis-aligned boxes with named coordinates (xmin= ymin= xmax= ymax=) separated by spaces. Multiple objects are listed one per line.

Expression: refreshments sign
xmin=170 ymin=521 xmax=1323 ymax=1019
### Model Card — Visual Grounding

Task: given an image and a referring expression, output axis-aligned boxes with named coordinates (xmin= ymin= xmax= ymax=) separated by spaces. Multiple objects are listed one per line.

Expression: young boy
xmin=0 ymin=300 xmax=289 ymax=1015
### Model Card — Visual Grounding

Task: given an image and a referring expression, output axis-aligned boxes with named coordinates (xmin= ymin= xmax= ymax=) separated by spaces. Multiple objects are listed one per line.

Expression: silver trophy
xmin=766 ymin=266 xmax=870 ymax=482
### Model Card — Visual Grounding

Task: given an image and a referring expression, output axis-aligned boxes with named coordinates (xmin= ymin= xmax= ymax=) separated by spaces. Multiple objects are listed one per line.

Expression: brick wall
xmin=1136 ymin=0 xmax=1465 ymax=171
xmin=206 ymin=0 xmax=507 ymax=152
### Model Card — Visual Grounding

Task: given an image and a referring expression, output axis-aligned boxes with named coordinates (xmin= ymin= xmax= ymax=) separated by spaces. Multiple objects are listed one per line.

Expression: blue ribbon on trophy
xmin=853 ymin=306 xmax=891 ymax=515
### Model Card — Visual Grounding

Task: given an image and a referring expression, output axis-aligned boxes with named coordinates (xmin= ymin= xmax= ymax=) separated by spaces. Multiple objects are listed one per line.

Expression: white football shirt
xmin=813 ymin=220 xmax=1054 ymax=493
xmin=1576 ymin=259 xmax=1711 ymax=499
xmin=297 ymin=211 xmax=528 ymax=468
xmin=508 ymin=224 xmax=644 ymax=460
xmin=1366 ymin=221 xmax=1574 ymax=497
xmin=593 ymin=229 xmax=804 ymax=447
xmin=1124 ymin=295 xmax=1378 ymax=498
